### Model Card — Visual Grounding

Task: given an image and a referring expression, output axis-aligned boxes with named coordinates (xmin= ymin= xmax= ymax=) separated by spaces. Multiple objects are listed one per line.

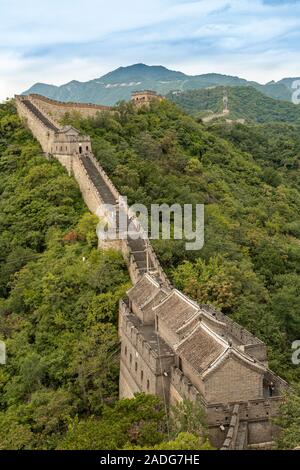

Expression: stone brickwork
xmin=131 ymin=90 xmax=163 ymax=107
xmin=24 ymin=93 xmax=112 ymax=121
xmin=15 ymin=96 xmax=56 ymax=154
xmin=16 ymin=95 xmax=92 ymax=158
xmin=204 ymin=355 xmax=264 ymax=403
xmin=15 ymin=93 xmax=288 ymax=450
xmin=119 ymin=299 xmax=174 ymax=400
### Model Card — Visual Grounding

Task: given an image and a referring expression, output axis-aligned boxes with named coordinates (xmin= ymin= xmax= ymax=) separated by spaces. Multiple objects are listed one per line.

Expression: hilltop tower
xmin=131 ymin=90 xmax=163 ymax=107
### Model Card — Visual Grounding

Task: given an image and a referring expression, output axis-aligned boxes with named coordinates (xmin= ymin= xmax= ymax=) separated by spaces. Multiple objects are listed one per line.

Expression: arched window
xmin=147 ymin=379 xmax=150 ymax=391
xmin=125 ymin=346 xmax=127 ymax=356
xmin=129 ymin=353 xmax=132 ymax=364
xmin=141 ymin=370 xmax=144 ymax=382
xmin=135 ymin=362 xmax=137 ymax=372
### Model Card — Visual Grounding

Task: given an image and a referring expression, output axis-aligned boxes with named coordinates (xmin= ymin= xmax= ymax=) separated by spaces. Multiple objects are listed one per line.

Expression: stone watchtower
xmin=119 ymin=274 xmax=289 ymax=449
xmin=131 ymin=90 xmax=163 ymax=107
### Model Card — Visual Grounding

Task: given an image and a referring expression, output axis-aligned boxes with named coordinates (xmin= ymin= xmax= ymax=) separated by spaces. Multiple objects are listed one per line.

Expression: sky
xmin=0 ymin=0 xmax=300 ymax=100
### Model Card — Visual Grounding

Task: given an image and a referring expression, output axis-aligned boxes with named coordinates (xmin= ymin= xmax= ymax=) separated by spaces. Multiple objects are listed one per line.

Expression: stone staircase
xmin=80 ymin=154 xmax=152 ymax=275
xmin=126 ymin=237 xmax=154 ymax=273
xmin=22 ymin=99 xmax=59 ymax=132
xmin=80 ymin=155 xmax=116 ymax=205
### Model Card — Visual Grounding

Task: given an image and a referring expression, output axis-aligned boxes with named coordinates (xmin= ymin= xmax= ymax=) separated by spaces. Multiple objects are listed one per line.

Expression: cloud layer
xmin=0 ymin=0 xmax=300 ymax=100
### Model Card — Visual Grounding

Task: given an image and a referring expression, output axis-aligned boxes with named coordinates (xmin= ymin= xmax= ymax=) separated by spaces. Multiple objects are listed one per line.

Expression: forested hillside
xmin=62 ymin=99 xmax=300 ymax=386
xmin=1 ymin=99 xmax=300 ymax=449
xmin=0 ymin=102 xmax=212 ymax=450
xmin=168 ymin=86 xmax=300 ymax=123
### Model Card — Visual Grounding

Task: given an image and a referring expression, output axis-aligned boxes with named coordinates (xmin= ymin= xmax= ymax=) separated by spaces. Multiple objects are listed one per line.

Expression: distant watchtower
xmin=131 ymin=90 xmax=163 ymax=107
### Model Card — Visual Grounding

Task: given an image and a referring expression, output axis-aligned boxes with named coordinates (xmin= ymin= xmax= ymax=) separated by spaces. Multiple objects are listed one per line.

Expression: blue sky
xmin=0 ymin=0 xmax=300 ymax=99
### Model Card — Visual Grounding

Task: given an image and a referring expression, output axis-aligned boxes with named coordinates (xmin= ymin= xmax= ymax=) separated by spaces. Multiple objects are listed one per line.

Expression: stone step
xmin=80 ymin=155 xmax=116 ymax=205
xmin=80 ymin=155 xmax=152 ymax=272
xmin=22 ymin=99 xmax=59 ymax=132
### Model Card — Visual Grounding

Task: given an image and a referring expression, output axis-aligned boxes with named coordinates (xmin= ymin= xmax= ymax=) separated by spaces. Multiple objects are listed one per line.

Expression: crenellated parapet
xmin=21 ymin=93 xmax=113 ymax=121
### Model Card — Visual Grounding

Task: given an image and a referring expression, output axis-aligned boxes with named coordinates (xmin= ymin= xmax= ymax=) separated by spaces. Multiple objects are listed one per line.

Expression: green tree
xmin=275 ymin=385 xmax=300 ymax=449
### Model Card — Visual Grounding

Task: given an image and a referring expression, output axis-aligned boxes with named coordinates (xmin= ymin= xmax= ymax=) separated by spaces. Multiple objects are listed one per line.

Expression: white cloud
xmin=0 ymin=0 xmax=300 ymax=100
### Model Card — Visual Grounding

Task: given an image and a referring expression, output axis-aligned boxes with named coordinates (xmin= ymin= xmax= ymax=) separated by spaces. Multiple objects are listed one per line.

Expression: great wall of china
xmin=15 ymin=92 xmax=288 ymax=450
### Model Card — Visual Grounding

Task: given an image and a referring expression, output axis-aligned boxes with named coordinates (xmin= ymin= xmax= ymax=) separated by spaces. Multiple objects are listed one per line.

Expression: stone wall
xmin=119 ymin=300 xmax=174 ymax=400
xmin=204 ymin=356 xmax=264 ymax=403
xmin=71 ymin=155 xmax=104 ymax=213
xmin=16 ymin=97 xmax=55 ymax=154
xmin=220 ymin=404 xmax=241 ymax=450
xmin=170 ymin=365 xmax=283 ymax=448
xmin=29 ymin=93 xmax=112 ymax=121
xmin=131 ymin=91 xmax=163 ymax=108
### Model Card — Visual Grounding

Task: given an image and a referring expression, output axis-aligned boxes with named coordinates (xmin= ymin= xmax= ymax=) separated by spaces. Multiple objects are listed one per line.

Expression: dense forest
xmin=61 ymin=99 xmax=300 ymax=389
xmin=0 ymin=101 xmax=211 ymax=450
xmin=1 ymin=97 xmax=300 ymax=449
xmin=168 ymin=86 xmax=300 ymax=124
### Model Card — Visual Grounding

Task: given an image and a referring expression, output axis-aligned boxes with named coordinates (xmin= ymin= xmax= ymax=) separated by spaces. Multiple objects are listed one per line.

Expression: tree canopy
xmin=62 ymin=98 xmax=300 ymax=384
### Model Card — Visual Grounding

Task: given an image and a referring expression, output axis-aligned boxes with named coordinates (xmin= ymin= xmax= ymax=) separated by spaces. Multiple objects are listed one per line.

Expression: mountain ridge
xmin=168 ymin=85 xmax=300 ymax=124
xmin=23 ymin=63 xmax=300 ymax=106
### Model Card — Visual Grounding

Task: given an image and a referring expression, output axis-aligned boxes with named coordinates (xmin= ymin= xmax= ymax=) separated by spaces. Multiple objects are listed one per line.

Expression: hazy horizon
xmin=22 ymin=62 xmax=300 ymax=90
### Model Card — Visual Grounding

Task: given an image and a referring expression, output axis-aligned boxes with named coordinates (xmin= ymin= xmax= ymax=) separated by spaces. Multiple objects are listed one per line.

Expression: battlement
xmin=131 ymin=90 xmax=163 ymax=107
xmin=27 ymin=93 xmax=113 ymax=110
xmin=20 ymin=93 xmax=112 ymax=123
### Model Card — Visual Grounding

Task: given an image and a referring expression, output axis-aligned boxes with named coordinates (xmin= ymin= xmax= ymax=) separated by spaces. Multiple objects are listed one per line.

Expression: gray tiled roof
xmin=153 ymin=290 xmax=199 ymax=334
xmin=176 ymin=323 xmax=228 ymax=373
xmin=127 ymin=274 xmax=161 ymax=307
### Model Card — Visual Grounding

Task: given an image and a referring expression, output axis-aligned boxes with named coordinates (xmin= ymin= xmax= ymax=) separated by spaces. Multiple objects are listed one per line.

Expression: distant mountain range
xmin=23 ymin=63 xmax=300 ymax=106
xmin=168 ymin=86 xmax=300 ymax=124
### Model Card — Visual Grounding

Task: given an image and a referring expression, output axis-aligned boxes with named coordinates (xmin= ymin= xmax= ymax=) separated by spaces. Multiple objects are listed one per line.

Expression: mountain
xmin=22 ymin=63 xmax=300 ymax=105
xmin=168 ymin=86 xmax=300 ymax=123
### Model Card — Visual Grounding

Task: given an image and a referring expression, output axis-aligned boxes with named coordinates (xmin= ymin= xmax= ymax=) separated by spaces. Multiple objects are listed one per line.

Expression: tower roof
xmin=176 ymin=322 xmax=228 ymax=373
xmin=176 ymin=321 xmax=265 ymax=377
xmin=153 ymin=289 xmax=199 ymax=334
xmin=127 ymin=273 xmax=162 ymax=307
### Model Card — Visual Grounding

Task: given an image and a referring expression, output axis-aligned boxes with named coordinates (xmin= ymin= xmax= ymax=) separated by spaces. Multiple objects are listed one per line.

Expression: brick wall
xmin=30 ymin=94 xmax=112 ymax=121
xmin=204 ymin=356 xmax=263 ymax=403
xmin=16 ymin=98 xmax=55 ymax=154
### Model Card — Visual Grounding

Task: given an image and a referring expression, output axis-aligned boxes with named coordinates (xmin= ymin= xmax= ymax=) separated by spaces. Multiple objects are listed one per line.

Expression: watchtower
xmin=131 ymin=90 xmax=163 ymax=107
